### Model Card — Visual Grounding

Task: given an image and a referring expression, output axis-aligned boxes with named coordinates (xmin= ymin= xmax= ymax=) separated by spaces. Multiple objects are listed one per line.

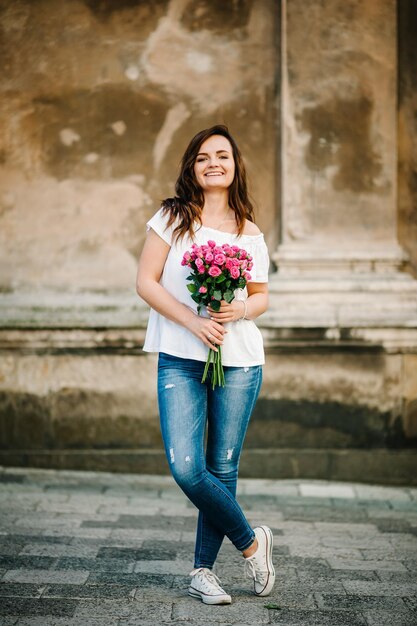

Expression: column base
xmin=265 ymin=270 xmax=417 ymax=336
xmin=273 ymin=241 xmax=409 ymax=276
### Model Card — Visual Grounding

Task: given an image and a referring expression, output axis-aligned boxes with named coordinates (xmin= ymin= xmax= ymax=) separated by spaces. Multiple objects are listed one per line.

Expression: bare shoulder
xmin=242 ymin=219 xmax=261 ymax=235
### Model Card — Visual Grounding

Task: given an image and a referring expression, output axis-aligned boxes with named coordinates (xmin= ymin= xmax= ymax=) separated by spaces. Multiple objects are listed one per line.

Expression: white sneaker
xmin=188 ymin=567 xmax=232 ymax=605
xmin=244 ymin=525 xmax=275 ymax=596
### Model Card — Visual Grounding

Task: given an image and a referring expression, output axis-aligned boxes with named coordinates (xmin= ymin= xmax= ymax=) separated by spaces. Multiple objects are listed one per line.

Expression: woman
xmin=136 ymin=125 xmax=275 ymax=605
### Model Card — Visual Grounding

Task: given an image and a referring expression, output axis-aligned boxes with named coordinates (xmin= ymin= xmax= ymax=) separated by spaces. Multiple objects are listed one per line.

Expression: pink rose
xmin=213 ymin=246 xmax=223 ymax=255
xmin=239 ymin=249 xmax=247 ymax=259
xmin=208 ymin=265 xmax=222 ymax=277
xmin=214 ymin=253 xmax=226 ymax=265
xmin=225 ymin=258 xmax=234 ymax=271
xmin=207 ymin=240 xmax=216 ymax=248
xmin=198 ymin=285 xmax=207 ymax=293
xmin=222 ymin=243 xmax=231 ymax=254
xmin=195 ymin=258 xmax=204 ymax=269
xmin=247 ymin=262 xmax=253 ymax=270
xmin=231 ymin=245 xmax=240 ymax=253
xmin=230 ymin=267 xmax=240 ymax=279
xmin=204 ymin=252 xmax=214 ymax=263
xmin=181 ymin=251 xmax=191 ymax=266
xmin=198 ymin=265 xmax=206 ymax=274
xmin=240 ymin=260 xmax=248 ymax=270
xmin=244 ymin=271 xmax=252 ymax=281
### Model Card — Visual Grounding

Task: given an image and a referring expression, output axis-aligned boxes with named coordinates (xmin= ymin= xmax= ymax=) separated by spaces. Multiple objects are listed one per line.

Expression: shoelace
xmin=190 ymin=567 xmax=225 ymax=593
xmin=244 ymin=556 xmax=268 ymax=584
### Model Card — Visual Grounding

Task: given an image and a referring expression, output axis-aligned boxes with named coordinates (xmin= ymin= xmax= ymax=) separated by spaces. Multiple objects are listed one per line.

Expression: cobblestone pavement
xmin=0 ymin=466 xmax=416 ymax=626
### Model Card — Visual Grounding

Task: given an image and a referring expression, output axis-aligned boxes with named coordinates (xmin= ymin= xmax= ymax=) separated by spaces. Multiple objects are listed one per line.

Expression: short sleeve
xmin=247 ymin=237 xmax=270 ymax=283
xmin=146 ymin=207 xmax=175 ymax=246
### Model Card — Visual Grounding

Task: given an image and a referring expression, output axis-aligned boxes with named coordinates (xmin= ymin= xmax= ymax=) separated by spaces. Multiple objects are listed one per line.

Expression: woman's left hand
xmin=207 ymin=299 xmax=245 ymax=323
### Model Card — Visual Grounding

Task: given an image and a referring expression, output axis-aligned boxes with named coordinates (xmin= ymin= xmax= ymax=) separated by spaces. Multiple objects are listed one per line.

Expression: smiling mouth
xmin=205 ymin=172 xmax=224 ymax=176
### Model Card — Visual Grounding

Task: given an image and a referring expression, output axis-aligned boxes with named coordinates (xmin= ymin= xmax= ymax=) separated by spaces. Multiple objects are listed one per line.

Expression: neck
xmin=201 ymin=190 xmax=229 ymax=216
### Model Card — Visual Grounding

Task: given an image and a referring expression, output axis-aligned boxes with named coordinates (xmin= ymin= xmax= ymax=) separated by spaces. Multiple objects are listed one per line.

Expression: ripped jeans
xmin=157 ymin=351 xmax=263 ymax=569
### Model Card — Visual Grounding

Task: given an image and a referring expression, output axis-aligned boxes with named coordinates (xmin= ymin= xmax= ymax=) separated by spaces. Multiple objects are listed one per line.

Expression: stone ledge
xmin=1 ymin=326 xmax=416 ymax=354
xmin=1 ymin=448 xmax=416 ymax=486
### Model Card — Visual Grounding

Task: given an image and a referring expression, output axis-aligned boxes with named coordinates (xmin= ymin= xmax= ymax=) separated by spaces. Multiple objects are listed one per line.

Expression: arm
xmin=136 ymin=229 xmax=227 ymax=351
xmin=207 ymin=281 xmax=269 ymax=323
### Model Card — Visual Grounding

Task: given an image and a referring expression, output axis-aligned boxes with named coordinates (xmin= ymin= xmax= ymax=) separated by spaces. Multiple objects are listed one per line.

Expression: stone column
xmin=268 ymin=0 xmax=417 ymax=329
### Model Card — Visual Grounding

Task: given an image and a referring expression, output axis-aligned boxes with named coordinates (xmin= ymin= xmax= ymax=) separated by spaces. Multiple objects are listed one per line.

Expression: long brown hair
xmin=161 ymin=125 xmax=255 ymax=242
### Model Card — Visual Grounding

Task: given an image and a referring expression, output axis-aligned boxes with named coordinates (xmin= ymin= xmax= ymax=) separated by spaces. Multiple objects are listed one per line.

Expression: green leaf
xmin=216 ymin=274 xmax=226 ymax=283
xmin=223 ymin=290 xmax=234 ymax=303
xmin=226 ymin=280 xmax=231 ymax=288
xmin=191 ymin=293 xmax=200 ymax=303
xmin=264 ymin=603 xmax=281 ymax=610
xmin=213 ymin=290 xmax=222 ymax=301
xmin=209 ymin=300 xmax=221 ymax=312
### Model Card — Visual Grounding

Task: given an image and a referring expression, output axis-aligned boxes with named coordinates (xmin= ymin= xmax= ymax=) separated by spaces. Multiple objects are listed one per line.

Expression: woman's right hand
xmin=188 ymin=314 xmax=228 ymax=352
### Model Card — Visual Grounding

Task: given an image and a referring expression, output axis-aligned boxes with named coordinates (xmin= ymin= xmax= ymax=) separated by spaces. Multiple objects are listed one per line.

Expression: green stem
xmin=201 ymin=347 xmax=212 ymax=384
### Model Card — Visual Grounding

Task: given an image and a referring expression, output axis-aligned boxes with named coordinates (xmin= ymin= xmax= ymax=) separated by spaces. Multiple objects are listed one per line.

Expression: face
xmin=193 ymin=135 xmax=235 ymax=191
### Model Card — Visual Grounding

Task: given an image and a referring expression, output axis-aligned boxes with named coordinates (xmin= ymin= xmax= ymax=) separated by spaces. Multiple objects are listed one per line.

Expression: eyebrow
xmin=196 ymin=149 xmax=230 ymax=156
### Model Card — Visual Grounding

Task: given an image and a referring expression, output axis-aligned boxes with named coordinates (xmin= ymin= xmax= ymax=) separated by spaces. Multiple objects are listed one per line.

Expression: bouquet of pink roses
xmin=181 ymin=239 xmax=253 ymax=389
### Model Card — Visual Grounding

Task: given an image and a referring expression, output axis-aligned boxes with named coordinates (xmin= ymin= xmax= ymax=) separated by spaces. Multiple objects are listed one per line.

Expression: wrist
xmin=237 ymin=299 xmax=247 ymax=321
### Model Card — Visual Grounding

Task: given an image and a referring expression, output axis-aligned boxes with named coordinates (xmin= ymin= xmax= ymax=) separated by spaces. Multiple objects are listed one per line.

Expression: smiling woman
xmin=194 ymin=138 xmax=236 ymax=193
xmin=136 ymin=125 xmax=274 ymax=605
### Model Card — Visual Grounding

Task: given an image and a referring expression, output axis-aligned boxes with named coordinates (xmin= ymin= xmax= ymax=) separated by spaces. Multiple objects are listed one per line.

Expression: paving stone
xmin=316 ymin=593 xmax=408 ymax=611
xmin=404 ymin=558 xmax=417 ymax=571
xmin=289 ymin=546 xmax=363 ymax=559
xmin=0 ymin=556 xmax=56 ymax=570
xmin=73 ymin=598 xmax=172 ymax=621
xmin=314 ymin=522 xmax=378 ymax=534
xmin=71 ymin=598 xmax=131 ymax=618
xmin=1 ymin=468 xmax=415 ymax=624
xmin=0 ymin=618 xmax=18 ymax=625
xmin=0 ymin=597 xmax=77 ymax=617
xmin=87 ymin=571 xmax=173 ymax=587
xmin=363 ymin=610 xmax=417 ymax=626
xmin=1 ymin=535 xmax=73 ymax=546
xmin=172 ymin=598 xmax=269 ymax=622
xmin=360 ymin=548 xmax=409 ymax=561
xmin=376 ymin=570 xmax=417 ymax=583
xmin=42 ymin=583 xmax=137 ymax=599
xmin=298 ymin=569 xmax=379 ymax=582
xmin=83 ymin=514 xmax=196 ymax=531
xmin=2 ymin=570 xmax=90 ymax=585
xmin=15 ymin=616 xmax=114 ymax=626
xmin=326 ymin=557 xmax=407 ymax=572
xmin=96 ymin=546 xmax=177 ymax=561
xmin=54 ymin=557 xmax=134 ymax=572
xmin=19 ymin=544 xmax=98 ymax=558
xmin=268 ymin=608 xmax=366 ymax=625
xmin=133 ymin=559 xmax=190 ymax=575
xmin=0 ymin=583 xmax=43 ymax=598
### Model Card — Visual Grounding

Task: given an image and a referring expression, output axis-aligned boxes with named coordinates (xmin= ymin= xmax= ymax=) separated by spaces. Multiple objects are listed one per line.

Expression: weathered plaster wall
xmin=398 ymin=0 xmax=417 ymax=273
xmin=0 ymin=347 xmax=416 ymax=483
xmin=0 ymin=0 xmax=279 ymax=293
xmin=281 ymin=0 xmax=397 ymax=247
xmin=1 ymin=0 xmax=416 ymax=482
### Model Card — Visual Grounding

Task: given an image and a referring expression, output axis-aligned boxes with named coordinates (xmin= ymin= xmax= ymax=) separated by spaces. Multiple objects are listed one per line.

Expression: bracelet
xmin=240 ymin=299 xmax=247 ymax=321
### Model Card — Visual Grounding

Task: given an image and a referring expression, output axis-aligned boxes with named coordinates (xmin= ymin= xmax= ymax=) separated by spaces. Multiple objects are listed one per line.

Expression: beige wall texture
xmin=0 ymin=0 xmax=278 ymax=293
xmin=1 ymin=0 xmax=416 ymax=483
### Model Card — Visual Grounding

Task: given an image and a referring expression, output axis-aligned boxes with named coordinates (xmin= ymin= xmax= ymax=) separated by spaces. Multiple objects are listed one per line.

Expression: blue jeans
xmin=157 ymin=351 xmax=263 ymax=568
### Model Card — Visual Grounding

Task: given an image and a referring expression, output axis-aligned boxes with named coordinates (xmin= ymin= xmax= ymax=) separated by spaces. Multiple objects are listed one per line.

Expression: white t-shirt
xmin=142 ymin=207 xmax=270 ymax=366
